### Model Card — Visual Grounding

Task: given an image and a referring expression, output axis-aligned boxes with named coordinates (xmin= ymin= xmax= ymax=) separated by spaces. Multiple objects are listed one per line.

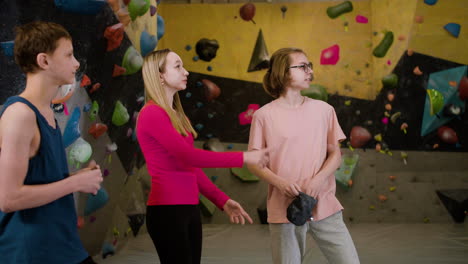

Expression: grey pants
xmin=269 ymin=211 xmax=360 ymax=264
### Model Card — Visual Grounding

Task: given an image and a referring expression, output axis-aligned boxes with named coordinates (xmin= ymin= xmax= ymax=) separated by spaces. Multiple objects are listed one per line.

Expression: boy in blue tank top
xmin=0 ymin=21 xmax=103 ymax=264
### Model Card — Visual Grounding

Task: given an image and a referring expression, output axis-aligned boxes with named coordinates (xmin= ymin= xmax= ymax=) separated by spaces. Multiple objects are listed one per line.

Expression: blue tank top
xmin=0 ymin=96 xmax=88 ymax=264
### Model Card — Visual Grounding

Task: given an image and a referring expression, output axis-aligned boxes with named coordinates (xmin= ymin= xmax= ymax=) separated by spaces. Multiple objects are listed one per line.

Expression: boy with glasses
xmin=248 ymin=48 xmax=359 ymax=264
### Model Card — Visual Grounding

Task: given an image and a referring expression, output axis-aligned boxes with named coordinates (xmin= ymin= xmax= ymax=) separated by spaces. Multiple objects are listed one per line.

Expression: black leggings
xmin=146 ymin=205 xmax=202 ymax=264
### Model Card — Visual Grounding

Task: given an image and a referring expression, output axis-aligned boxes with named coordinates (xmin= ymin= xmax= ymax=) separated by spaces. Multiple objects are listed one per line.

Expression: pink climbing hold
xmin=238 ymin=104 xmax=260 ymax=125
xmin=355 ymin=15 xmax=368 ymax=24
xmin=320 ymin=44 xmax=340 ymax=65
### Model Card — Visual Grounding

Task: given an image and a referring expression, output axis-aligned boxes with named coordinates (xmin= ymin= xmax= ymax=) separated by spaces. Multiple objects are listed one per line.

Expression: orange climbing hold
xmin=80 ymin=74 xmax=91 ymax=87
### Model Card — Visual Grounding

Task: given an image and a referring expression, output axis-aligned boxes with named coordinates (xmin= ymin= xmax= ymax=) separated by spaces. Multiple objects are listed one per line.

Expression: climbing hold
xmin=320 ymin=44 xmax=340 ymax=65
xmin=355 ymin=15 xmax=368 ymax=24
xmin=140 ymin=30 xmax=157 ymax=57
xmin=88 ymin=123 xmax=108 ymax=139
xmin=89 ymin=83 xmax=101 ymax=94
xmin=127 ymin=214 xmax=145 ymax=237
xmin=335 ymin=153 xmax=359 ymax=190
xmin=387 ymin=92 xmax=395 ymax=102
xmin=239 ymin=3 xmax=256 ymax=24
xmin=89 ymin=101 xmax=99 ymax=121
xmin=326 ymin=1 xmax=353 ymax=19
xmin=104 ymin=23 xmax=124 ymax=51
xmin=112 ymin=100 xmax=130 ymax=126
xmin=374 ymin=134 xmax=382 ymax=142
xmin=443 ymin=104 xmax=462 ymax=117
xmin=426 ymin=89 xmax=444 ymax=115
xmin=102 ymin=242 xmax=115 ymax=259
xmin=437 ymin=126 xmax=458 ymax=144
xmin=77 ymin=216 xmax=85 ymax=229
xmin=68 ymin=137 xmax=92 ymax=167
xmin=150 ymin=5 xmax=157 ymax=16
xmin=63 ymin=107 xmax=81 ymax=148
xmin=373 ymin=31 xmax=393 ymax=58
xmin=128 ymin=0 xmax=150 ymax=20
xmin=389 ymin=186 xmax=396 ymax=192
xmin=122 ymin=46 xmax=143 ymax=75
xmin=238 ymin=104 xmax=260 ymax=125
xmin=444 ymin=23 xmax=461 ymax=38
xmin=112 ymin=64 xmax=126 ymax=77
xmin=349 ymin=126 xmax=371 ymax=148
xmin=201 ymin=79 xmax=220 ymax=102
xmin=400 ymin=152 xmax=408 ymax=165
xmin=414 ymin=15 xmax=424 ymax=24
xmin=280 ymin=6 xmax=287 ymax=19
xmin=85 ymin=187 xmax=108 ymax=216
xmin=301 ymin=84 xmax=328 ymax=102
xmin=80 ymin=74 xmax=91 ymax=87
xmin=54 ymin=0 xmax=107 ymax=15
xmin=52 ymin=80 xmax=76 ymax=104
xmin=389 ymin=175 xmax=396 ymax=181
xmin=185 ymin=45 xmax=192 ymax=51
xmin=195 ymin=38 xmax=219 ymax=62
xmin=382 ymin=73 xmax=398 ymax=88
xmin=199 ymin=195 xmax=216 ymax=216
xmin=231 ymin=167 xmax=259 ymax=182
xmin=0 ymin=41 xmax=14 ymax=57
xmin=413 ymin=66 xmax=423 ymax=75
xmin=424 ymin=0 xmax=438 ymax=5
xmin=458 ymin=76 xmax=468 ymax=100
xmin=378 ymin=195 xmax=387 ymax=202
xmin=247 ymin=29 xmax=270 ymax=72
xmin=157 ymin=15 xmax=165 ymax=40
xmin=385 ymin=104 xmax=392 ymax=111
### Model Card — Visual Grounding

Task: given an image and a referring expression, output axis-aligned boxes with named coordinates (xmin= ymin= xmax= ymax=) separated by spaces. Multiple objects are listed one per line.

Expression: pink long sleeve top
xmin=136 ymin=101 xmax=243 ymax=209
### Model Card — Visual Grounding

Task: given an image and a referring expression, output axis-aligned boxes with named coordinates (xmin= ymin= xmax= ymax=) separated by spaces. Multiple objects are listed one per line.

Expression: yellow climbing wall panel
xmin=409 ymin=0 xmax=467 ymax=65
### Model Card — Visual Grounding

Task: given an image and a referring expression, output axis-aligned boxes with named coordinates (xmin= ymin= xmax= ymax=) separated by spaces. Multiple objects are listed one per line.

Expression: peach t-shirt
xmin=248 ymin=97 xmax=346 ymax=223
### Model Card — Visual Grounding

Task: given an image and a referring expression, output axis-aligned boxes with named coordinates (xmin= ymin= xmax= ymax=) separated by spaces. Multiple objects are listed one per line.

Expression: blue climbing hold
xmin=84 ymin=187 xmax=109 ymax=216
xmin=54 ymin=0 xmax=107 ymax=15
xmin=63 ymin=106 xmax=81 ymax=148
xmin=185 ymin=45 xmax=192 ymax=51
xmin=83 ymin=103 xmax=92 ymax=112
xmin=157 ymin=15 xmax=165 ymax=40
xmin=193 ymin=56 xmax=199 ymax=62
xmin=140 ymin=30 xmax=157 ymax=57
xmin=0 ymin=41 xmax=14 ymax=57
xmin=444 ymin=23 xmax=461 ymax=38
xmin=185 ymin=92 xmax=192 ymax=98
xmin=424 ymin=0 xmax=438 ymax=5
xmin=195 ymin=123 xmax=204 ymax=131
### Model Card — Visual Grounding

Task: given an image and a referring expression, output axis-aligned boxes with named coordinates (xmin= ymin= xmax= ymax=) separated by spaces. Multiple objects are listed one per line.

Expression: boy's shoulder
xmin=0 ymin=100 xmax=37 ymax=131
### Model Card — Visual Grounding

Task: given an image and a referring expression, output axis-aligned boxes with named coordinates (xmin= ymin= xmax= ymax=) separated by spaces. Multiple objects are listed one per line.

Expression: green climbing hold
xmin=122 ymin=46 xmax=143 ymax=75
xmin=89 ymin=100 xmax=99 ymax=121
xmin=381 ymin=73 xmax=398 ymax=88
xmin=426 ymin=89 xmax=445 ymax=115
xmin=373 ymin=31 xmax=394 ymax=58
xmin=128 ymin=0 xmax=150 ymax=21
xmin=326 ymin=1 xmax=353 ymax=19
xmin=231 ymin=167 xmax=259 ymax=182
xmin=199 ymin=195 xmax=216 ymax=216
xmin=112 ymin=100 xmax=130 ymax=126
xmin=68 ymin=138 xmax=92 ymax=166
xmin=301 ymin=84 xmax=328 ymax=102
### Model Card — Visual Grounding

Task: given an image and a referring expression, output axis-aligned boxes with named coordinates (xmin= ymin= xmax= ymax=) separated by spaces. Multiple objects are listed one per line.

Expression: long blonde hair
xmin=142 ymin=49 xmax=197 ymax=137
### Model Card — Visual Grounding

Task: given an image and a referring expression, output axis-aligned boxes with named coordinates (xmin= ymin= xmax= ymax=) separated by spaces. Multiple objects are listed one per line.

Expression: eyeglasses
xmin=289 ymin=62 xmax=313 ymax=73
